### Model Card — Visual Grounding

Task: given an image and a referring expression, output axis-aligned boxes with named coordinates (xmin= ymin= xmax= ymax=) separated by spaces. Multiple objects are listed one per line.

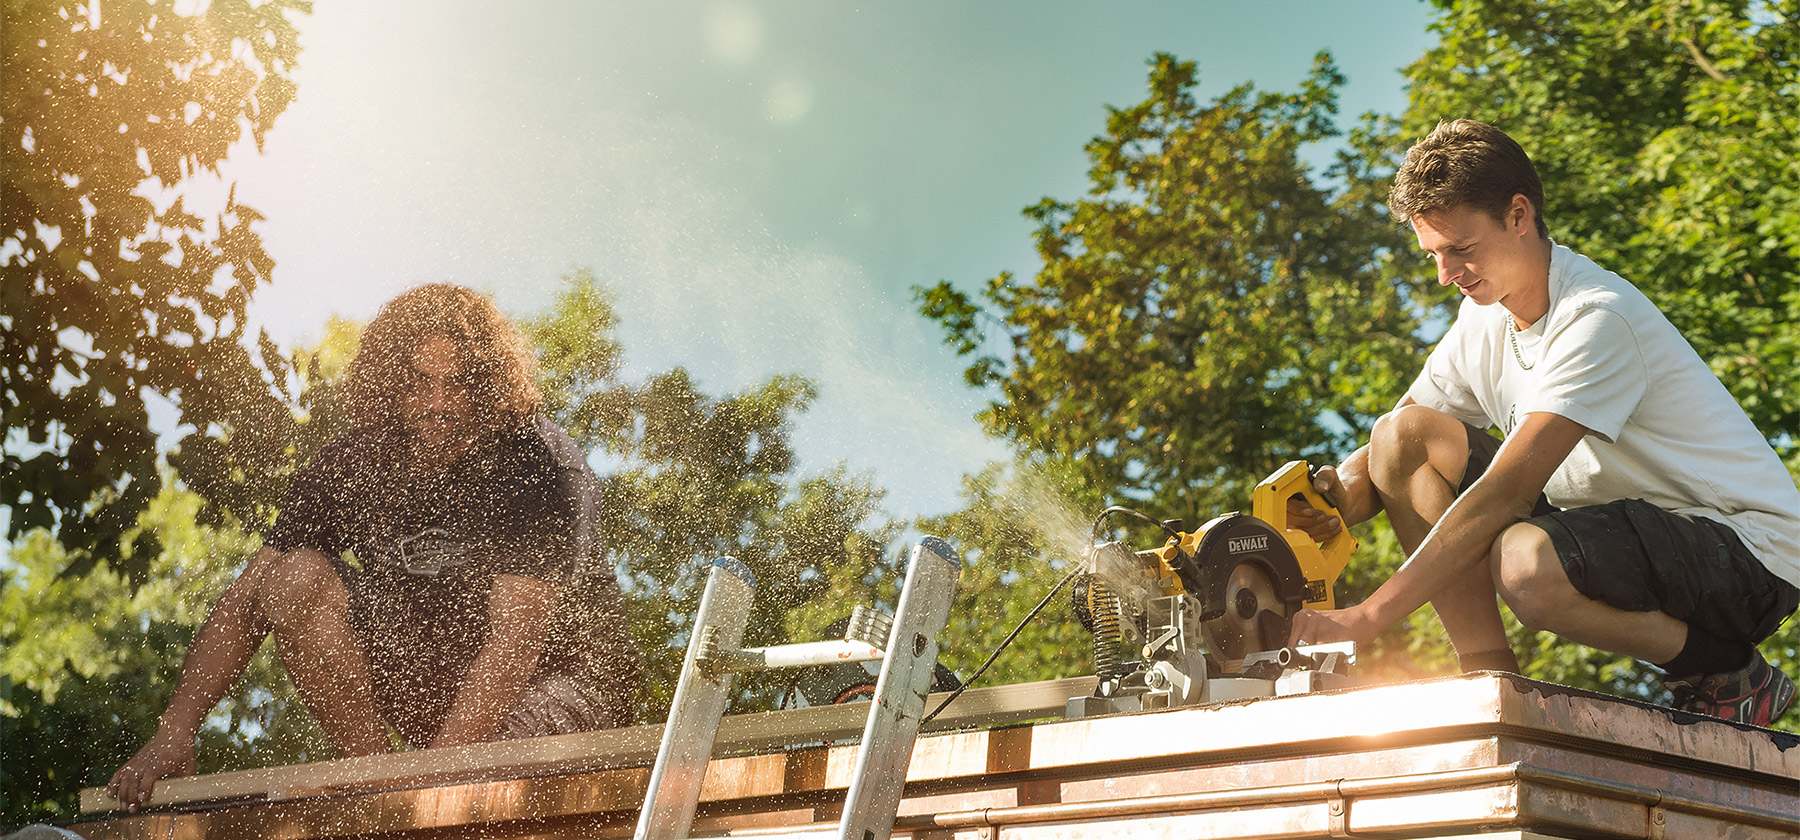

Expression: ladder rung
xmin=632 ymin=539 xmax=960 ymax=840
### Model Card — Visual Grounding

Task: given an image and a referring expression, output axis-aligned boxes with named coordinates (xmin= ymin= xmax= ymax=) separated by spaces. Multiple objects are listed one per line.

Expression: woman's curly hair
xmin=343 ymin=284 xmax=541 ymax=437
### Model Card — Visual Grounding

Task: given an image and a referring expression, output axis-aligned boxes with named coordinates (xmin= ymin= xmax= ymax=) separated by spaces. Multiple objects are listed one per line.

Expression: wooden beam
xmin=70 ymin=674 xmax=1800 ymax=839
xmin=81 ymin=676 xmax=1096 ymax=814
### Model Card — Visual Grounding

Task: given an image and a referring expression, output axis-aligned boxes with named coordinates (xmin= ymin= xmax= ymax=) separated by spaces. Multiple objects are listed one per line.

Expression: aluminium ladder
xmin=634 ymin=536 xmax=961 ymax=840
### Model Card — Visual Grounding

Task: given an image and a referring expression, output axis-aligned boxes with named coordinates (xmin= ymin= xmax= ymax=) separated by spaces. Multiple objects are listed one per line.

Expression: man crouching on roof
xmin=1285 ymin=120 xmax=1800 ymax=727
xmin=110 ymin=284 xmax=642 ymax=810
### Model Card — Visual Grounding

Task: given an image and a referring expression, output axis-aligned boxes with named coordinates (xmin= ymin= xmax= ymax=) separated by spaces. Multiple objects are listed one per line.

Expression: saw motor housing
xmin=1068 ymin=461 xmax=1360 ymax=717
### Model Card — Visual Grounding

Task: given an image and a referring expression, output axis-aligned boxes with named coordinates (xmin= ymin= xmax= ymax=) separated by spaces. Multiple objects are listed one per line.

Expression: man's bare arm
xmin=429 ymin=573 xmax=558 ymax=749
xmin=108 ymin=546 xmax=282 ymax=810
xmin=1289 ymin=411 xmax=1589 ymax=645
xmin=1288 ymin=397 xmax=1419 ymax=539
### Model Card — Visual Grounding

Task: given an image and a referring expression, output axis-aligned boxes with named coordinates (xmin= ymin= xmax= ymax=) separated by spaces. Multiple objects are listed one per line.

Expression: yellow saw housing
xmin=1142 ymin=460 xmax=1356 ymax=611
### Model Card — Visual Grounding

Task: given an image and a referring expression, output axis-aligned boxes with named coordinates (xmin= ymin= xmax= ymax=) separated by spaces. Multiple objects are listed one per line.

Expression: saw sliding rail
xmin=634 ymin=537 xmax=961 ymax=840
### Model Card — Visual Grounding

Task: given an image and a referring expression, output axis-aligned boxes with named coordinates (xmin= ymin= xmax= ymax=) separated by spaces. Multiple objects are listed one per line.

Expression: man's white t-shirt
xmin=1405 ymin=242 xmax=1800 ymax=590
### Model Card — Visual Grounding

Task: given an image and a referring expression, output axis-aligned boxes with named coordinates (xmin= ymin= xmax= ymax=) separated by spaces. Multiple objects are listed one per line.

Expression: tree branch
xmin=1678 ymin=32 xmax=1729 ymax=82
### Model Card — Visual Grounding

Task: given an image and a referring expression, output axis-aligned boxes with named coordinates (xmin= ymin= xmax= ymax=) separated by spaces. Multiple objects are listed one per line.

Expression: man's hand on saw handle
xmin=1286 ymin=464 xmax=1349 ymax=541
xmin=1286 ymin=448 xmax=1381 ymax=543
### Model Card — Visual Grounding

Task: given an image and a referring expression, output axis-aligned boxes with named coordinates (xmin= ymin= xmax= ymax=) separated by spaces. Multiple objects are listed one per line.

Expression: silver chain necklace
xmin=1507 ymin=316 xmax=1535 ymax=370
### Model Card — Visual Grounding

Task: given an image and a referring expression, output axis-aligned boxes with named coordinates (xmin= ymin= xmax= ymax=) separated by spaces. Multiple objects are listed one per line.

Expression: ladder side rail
xmin=633 ymin=557 xmax=758 ymax=840
xmin=836 ymin=536 xmax=961 ymax=840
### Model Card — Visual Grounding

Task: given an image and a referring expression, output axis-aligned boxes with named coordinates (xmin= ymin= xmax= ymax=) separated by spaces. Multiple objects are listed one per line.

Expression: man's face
xmin=400 ymin=336 xmax=475 ymax=458
xmin=1411 ymin=198 xmax=1540 ymax=312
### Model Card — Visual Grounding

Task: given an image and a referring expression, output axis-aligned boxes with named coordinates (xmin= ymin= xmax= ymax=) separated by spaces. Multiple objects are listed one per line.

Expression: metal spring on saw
xmin=1087 ymin=578 xmax=1123 ymax=678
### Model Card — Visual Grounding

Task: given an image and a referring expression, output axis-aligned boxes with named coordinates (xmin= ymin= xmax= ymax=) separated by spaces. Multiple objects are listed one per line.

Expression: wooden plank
xmin=68 ymin=673 xmax=1800 ymax=839
xmin=80 ymin=673 xmax=1800 ymax=817
xmin=81 ymin=676 xmax=1095 ymax=814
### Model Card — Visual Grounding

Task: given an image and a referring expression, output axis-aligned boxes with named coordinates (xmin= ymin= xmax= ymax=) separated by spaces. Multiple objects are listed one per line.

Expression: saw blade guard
xmin=1186 ymin=514 xmax=1308 ymax=661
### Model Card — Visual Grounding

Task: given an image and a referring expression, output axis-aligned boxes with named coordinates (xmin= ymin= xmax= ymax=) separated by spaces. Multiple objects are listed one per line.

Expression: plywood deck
xmin=67 ymin=673 xmax=1800 ymax=839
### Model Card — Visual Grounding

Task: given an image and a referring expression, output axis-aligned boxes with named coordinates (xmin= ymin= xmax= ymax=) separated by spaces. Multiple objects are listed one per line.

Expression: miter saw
xmin=1067 ymin=460 xmax=1361 ymax=718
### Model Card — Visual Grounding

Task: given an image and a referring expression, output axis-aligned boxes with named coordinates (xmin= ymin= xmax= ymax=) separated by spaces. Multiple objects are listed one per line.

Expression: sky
xmin=228 ymin=1 xmax=1440 ymax=520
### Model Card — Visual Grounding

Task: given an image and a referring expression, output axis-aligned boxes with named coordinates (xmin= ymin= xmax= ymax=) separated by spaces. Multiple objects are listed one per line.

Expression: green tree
xmin=918 ymin=53 xmax=1431 ymax=532
xmin=1404 ymin=0 xmax=1799 ymax=728
xmin=1405 ymin=0 xmax=1798 ymax=457
xmin=1 ymin=488 xmax=326 ymax=824
xmin=912 ymin=54 xmax=1434 ymax=689
xmin=1 ymin=314 xmax=363 ymax=825
xmin=2 ymin=0 xmax=310 ymax=580
xmin=524 ymin=270 xmax=891 ymax=718
xmin=911 ymin=460 xmax=1102 ymax=688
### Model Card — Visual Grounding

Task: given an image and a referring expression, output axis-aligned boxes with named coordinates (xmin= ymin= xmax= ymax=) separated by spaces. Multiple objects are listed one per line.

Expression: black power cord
xmin=920 ymin=565 xmax=1077 ymax=725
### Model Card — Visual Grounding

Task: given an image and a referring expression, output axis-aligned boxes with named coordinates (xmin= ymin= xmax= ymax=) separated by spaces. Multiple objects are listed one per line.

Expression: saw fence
xmin=69 ymin=672 xmax=1798 ymax=839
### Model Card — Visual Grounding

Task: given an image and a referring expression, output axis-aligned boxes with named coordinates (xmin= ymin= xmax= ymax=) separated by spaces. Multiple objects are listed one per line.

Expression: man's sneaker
xmin=1666 ymin=652 xmax=1796 ymax=727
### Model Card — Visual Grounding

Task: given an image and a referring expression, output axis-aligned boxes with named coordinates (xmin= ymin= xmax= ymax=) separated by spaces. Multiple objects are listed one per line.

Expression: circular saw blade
xmin=1200 ymin=561 xmax=1293 ymax=662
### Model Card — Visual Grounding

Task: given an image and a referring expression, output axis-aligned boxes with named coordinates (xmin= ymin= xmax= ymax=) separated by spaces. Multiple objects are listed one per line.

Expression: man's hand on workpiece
xmin=1287 ymin=465 xmax=1348 ymax=542
xmin=109 ymin=725 xmax=196 ymax=813
xmin=1288 ymin=605 xmax=1380 ymax=649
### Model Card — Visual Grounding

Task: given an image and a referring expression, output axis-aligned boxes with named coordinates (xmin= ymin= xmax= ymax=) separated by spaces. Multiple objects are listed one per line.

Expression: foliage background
xmin=912 ymin=0 xmax=1799 ymax=730
xmin=2 ymin=0 xmax=309 ymax=582
xmin=5 ymin=0 xmax=1799 ymax=826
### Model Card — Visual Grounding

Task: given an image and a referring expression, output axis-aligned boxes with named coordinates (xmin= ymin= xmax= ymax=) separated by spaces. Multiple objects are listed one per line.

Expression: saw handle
xmin=1251 ymin=460 xmax=1356 ymax=572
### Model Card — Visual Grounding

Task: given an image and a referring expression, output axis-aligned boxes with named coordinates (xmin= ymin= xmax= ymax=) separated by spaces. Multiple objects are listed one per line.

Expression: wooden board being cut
xmin=80 ymin=676 xmax=1096 ymax=814
xmin=68 ymin=673 xmax=1800 ymax=840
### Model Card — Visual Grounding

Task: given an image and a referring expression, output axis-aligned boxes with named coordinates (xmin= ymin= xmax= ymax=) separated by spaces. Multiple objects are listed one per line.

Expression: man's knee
xmin=1491 ymin=523 xmax=1575 ymax=631
xmin=255 ymin=549 xmax=347 ymax=633
xmin=1368 ymin=404 xmax=1467 ymax=488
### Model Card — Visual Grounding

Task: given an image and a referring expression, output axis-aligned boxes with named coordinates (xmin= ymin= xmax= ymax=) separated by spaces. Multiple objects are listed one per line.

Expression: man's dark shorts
xmin=332 ymin=562 xmax=622 ymax=746
xmin=1460 ymin=423 xmax=1799 ymax=645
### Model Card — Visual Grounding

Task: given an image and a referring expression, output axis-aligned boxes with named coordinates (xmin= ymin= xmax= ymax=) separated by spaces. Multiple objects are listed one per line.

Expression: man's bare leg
xmin=1366 ymin=405 xmax=1513 ymax=660
xmin=1491 ymin=523 xmax=1686 ymax=662
xmin=256 ymin=549 xmax=390 ymax=757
